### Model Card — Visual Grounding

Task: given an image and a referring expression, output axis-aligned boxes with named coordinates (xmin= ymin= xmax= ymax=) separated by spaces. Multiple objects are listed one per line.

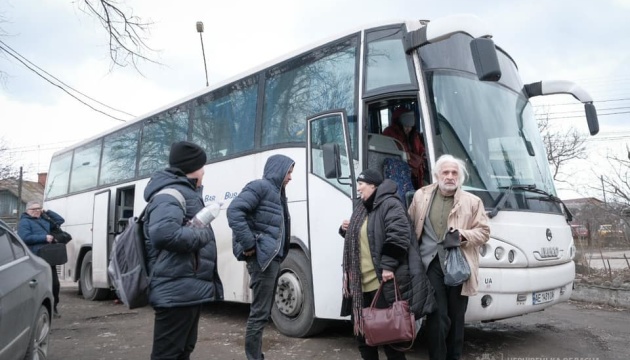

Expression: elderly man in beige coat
xmin=408 ymin=154 xmax=489 ymax=360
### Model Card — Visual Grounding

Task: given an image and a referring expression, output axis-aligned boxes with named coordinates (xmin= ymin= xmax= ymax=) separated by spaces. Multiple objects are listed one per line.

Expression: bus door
xmin=306 ymin=110 xmax=356 ymax=319
xmin=91 ymin=190 xmax=110 ymax=288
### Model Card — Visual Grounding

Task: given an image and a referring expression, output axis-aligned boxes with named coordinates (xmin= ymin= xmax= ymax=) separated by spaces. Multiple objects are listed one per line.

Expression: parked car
xmin=0 ymin=219 xmax=53 ymax=360
xmin=597 ymin=224 xmax=623 ymax=237
xmin=571 ymin=224 xmax=589 ymax=238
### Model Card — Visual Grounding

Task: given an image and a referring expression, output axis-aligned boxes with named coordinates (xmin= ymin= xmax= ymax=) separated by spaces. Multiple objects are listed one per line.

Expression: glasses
xmin=28 ymin=207 xmax=42 ymax=211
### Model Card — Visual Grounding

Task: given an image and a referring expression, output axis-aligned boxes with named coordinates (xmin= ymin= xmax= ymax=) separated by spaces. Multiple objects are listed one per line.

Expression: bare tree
xmin=537 ymin=114 xmax=587 ymax=182
xmin=78 ymin=0 xmax=157 ymax=70
xmin=595 ymin=149 xmax=630 ymax=204
xmin=0 ymin=137 xmax=19 ymax=179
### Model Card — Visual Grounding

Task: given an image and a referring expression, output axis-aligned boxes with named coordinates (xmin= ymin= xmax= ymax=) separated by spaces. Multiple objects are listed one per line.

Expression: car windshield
xmin=427 ymin=71 xmax=562 ymax=215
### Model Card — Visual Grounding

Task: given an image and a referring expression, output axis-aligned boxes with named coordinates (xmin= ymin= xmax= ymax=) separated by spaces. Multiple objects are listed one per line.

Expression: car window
xmin=0 ymin=228 xmax=16 ymax=266
xmin=8 ymin=231 xmax=27 ymax=258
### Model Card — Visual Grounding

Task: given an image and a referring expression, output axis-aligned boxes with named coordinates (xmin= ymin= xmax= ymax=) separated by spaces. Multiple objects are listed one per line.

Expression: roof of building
xmin=0 ymin=178 xmax=45 ymax=203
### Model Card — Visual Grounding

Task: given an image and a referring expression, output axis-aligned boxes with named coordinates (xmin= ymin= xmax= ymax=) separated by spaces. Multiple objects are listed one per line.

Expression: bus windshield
xmin=428 ymin=71 xmax=561 ymax=214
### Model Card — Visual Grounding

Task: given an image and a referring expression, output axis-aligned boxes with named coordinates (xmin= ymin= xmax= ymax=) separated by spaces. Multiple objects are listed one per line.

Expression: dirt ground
xmin=49 ymin=283 xmax=362 ymax=360
xmin=49 ymin=281 xmax=630 ymax=360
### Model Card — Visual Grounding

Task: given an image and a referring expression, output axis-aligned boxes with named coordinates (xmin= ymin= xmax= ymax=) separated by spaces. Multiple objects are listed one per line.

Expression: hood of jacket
xmin=372 ymin=179 xmax=400 ymax=208
xmin=144 ymin=168 xmax=200 ymax=201
xmin=262 ymin=154 xmax=295 ymax=190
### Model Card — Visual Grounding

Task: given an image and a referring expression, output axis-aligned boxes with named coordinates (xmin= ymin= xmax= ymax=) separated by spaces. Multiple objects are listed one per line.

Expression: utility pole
xmin=16 ymin=166 xmax=23 ymax=227
xmin=601 ymin=175 xmax=606 ymax=204
xmin=196 ymin=21 xmax=209 ymax=87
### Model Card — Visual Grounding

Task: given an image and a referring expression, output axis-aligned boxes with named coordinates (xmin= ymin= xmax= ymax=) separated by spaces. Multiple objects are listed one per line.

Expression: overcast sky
xmin=1 ymin=0 xmax=629 ymax=199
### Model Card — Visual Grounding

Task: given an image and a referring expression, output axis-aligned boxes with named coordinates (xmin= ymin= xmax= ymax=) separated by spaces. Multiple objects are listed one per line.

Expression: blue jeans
xmin=245 ymin=258 xmax=281 ymax=360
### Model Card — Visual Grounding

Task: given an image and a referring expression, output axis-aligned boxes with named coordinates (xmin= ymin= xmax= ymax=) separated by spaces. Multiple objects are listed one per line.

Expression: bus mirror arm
xmin=524 ymin=81 xmax=600 ymax=136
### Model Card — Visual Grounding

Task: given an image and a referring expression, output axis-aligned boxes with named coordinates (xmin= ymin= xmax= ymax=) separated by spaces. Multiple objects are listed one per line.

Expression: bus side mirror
xmin=322 ymin=143 xmax=341 ymax=179
xmin=470 ymin=38 xmax=501 ymax=82
xmin=585 ymin=103 xmax=599 ymax=135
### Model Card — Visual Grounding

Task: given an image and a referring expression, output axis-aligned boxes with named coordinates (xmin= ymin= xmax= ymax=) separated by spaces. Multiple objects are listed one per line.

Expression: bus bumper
xmin=465 ymin=261 xmax=575 ymax=322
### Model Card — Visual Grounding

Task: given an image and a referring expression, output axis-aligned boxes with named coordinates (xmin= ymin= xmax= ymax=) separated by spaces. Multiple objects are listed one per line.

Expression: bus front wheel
xmin=79 ymin=250 xmax=110 ymax=301
xmin=271 ymin=249 xmax=325 ymax=337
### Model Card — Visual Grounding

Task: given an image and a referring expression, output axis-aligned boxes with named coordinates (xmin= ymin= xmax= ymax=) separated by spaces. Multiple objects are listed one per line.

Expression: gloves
xmin=443 ymin=228 xmax=461 ymax=248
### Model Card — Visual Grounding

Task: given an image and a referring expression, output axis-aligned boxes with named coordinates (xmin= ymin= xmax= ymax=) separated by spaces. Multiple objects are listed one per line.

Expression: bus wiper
xmin=487 ymin=184 xmax=536 ymax=219
xmin=524 ymin=189 xmax=573 ymax=222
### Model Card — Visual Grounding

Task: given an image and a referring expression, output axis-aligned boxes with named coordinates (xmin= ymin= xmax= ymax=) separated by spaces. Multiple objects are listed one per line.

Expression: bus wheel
xmin=271 ymin=249 xmax=325 ymax=337
xmin=79 ymin=250 xmax=110 ymax=301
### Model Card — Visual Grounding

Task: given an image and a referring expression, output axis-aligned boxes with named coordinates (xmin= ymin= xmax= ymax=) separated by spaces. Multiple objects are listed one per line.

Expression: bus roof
xmin=51 ymin=15 xmax=503 ymax=157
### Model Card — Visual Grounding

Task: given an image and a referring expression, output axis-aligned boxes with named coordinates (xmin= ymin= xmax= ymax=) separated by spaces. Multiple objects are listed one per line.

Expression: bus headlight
xmin=494 ymin=247 xmax=505 ymax=260
xmin=479 ymin=244 xmax=487 ymax=257
xmin=508 ymin=250 xmax=515 ymax=263
xmin=569 ymin=244 xmax=576 ymax=260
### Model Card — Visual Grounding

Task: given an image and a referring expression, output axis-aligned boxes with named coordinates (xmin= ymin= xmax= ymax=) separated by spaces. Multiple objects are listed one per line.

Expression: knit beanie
xmin=357 ymin=169 xmax=383 ymax=186
xmin=168 ymin=141 xmax=207 ymax=174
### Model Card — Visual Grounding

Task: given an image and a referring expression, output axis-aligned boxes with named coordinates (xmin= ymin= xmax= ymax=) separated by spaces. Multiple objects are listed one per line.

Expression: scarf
xmin=342 ymin=192 xmax=375 ymax=336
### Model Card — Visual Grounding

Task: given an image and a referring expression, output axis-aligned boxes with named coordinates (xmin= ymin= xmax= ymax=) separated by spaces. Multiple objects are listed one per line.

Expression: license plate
xmin=532 ymin=290 xmax=555 ymax=305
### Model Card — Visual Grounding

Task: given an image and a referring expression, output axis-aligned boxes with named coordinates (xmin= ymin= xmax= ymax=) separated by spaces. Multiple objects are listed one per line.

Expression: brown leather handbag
xmin=361 ymin=277 xmax=416 ymax=347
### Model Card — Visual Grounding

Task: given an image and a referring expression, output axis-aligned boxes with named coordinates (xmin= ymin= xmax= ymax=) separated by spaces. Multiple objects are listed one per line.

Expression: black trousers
xmin=425 ymin=257 xmax=468 ymax=360
xmin=51 ymin=265 xmax=60 ymax=309
xmin=356 ymin=289 xmax=407 ymax=360
xmin=151 ymin=304 xmax=202 ymax=360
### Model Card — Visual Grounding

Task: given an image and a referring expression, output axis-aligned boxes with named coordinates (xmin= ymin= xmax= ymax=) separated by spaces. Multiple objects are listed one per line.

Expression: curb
xmin=571 ymin=284 xmax=630 ymax=308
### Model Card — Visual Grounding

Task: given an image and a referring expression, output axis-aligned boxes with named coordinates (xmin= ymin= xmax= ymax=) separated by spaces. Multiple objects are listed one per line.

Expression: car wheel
xmin=23 ymin=304 xmax=50 ymax=360
xmin=79 ymin=250 xmax=110 ymax=301
xmin=271 ymin=249 xmax=326 ymax=337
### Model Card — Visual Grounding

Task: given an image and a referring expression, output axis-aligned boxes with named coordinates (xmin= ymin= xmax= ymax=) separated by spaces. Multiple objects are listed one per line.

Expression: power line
xmin=0 ymin=38 xmax=136 ymax=118
xmin=543 ymin=106 xmax=630 ymax=116
xmin=0 ymin=40 xmax=133 ymax=122
xmin=533 ymin=97 xmax=630 ymax=107
xmin=544 ymin=111 xmax=630 ymax=120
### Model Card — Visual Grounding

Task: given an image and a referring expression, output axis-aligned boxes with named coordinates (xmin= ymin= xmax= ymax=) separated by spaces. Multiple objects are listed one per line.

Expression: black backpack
xmin=107 ymin=188 xmax=185 ymax=309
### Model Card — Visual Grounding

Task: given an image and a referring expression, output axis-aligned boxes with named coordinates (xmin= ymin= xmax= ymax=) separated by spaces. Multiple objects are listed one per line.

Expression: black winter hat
xmin=169 ymin=141 xmax=207 ymax=174
xmin=357 ymin=169 xmax=383 ymax=186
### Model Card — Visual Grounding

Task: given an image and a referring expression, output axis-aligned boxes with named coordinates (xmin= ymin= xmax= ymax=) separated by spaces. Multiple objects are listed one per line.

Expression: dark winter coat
xmin=227 ymin=154 xmax=295 ymax=271
xmin=18 ymin=210 xmax=65 ymax=255
xmin=340 ymin=179 xmax=435 ymax=318
xmin=143 ymin=168 xmax=223 ymax=308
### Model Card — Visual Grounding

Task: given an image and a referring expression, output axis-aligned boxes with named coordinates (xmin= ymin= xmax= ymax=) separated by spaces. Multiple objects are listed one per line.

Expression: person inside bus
xmin=18 ymin=201 xmax=65 ymax=318
xmin=227 ymin=154 xmax=295 ymax=360
xmin=143 ymin=141 xmax=223 ymax=360
xmin=338 ymin=169 xmax=434 ymax=360
xmin=383 ymin=109 xmax=426 ymax=188
xmin=408 ymin=154 xmax=490 ymax=360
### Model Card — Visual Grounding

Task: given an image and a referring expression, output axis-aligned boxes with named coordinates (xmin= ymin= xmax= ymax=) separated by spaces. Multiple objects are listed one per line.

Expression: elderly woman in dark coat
xmin=339 ymin=169 xmax=434 ymax=360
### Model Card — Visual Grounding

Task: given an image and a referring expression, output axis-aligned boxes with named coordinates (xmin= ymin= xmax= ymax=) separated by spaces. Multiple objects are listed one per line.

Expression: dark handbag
xmin=37 ymin=242 xmax=68 ymax=266
xmin=444 ymin=247 xmax=471 ymax=286
xmin=50 ymin=227 xmax=73 ymax=244
xmin=41 ymin=212 xmax=72 ymax=244
xmin=361 ymin=277 xmax=416 ymax=347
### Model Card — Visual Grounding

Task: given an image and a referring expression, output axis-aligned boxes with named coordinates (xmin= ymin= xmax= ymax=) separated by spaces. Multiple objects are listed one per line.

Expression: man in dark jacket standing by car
xmin=18 ymin=201 xmax=65 ymax=317
xmin=227 ymin=154 xmax=295 ymax=360
xmin=144 ymin=141 xmax=223 ymax=360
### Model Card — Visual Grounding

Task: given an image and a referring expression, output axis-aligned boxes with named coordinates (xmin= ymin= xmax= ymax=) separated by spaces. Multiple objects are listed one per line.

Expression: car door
xmin=0 ymin=227 xmax=36 ymax=359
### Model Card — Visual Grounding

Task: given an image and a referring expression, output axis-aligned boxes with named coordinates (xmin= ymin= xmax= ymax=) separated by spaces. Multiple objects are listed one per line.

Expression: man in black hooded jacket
xmin=144 ymin=141 xmax=223 ymax=360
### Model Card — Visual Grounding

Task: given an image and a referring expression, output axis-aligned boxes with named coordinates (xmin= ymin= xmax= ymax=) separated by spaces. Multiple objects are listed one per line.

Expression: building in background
xmin=0 ymin=173 xmax=46 ymax=229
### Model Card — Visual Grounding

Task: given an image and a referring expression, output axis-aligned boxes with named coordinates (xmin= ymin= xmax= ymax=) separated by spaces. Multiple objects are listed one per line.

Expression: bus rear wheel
xmin=271 ymin=249 xmax=326 ymax=337
xmin=79 ymin=250 xmax=110 ymax=301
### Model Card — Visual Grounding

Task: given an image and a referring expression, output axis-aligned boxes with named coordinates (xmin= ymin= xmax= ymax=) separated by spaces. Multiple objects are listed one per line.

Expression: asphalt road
xmin=49 ymin=284 xmax=630 ymax=360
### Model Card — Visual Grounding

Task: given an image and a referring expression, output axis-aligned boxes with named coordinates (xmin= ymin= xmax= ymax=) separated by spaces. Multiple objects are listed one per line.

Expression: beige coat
xmin=408 ymin=183 xmax=490 ymax=296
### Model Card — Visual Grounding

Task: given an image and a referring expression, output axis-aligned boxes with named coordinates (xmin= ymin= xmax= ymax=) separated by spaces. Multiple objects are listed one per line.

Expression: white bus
xmin=44 ymin=15 xmax=599 ymax=337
